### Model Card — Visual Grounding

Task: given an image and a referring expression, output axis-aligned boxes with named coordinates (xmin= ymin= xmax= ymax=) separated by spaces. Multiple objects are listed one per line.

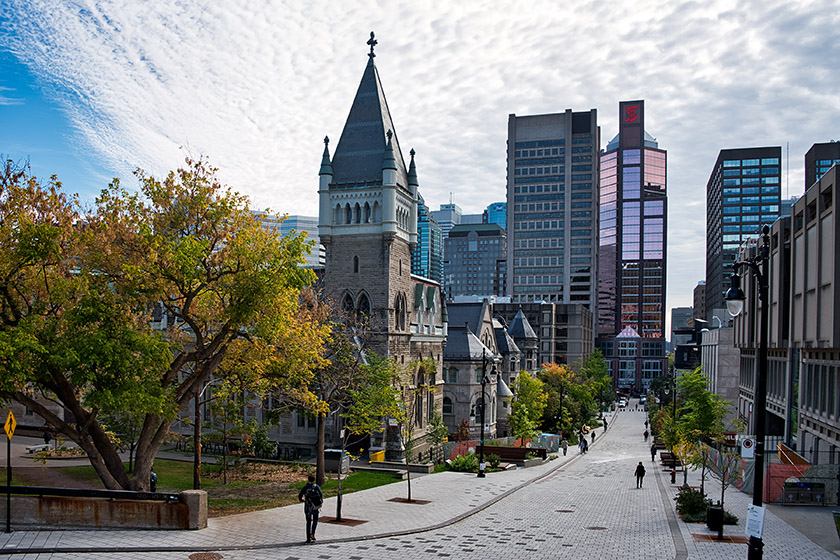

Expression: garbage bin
xmin=369 ymin=448 xmax=386 ymax=463
xmin=707 ymin=504 xmax=724 ymax=532
xmin=324 ymin=449 xmax=350 ymax=474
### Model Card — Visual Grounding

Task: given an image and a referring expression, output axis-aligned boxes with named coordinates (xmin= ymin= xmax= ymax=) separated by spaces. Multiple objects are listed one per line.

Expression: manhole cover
xmin=189 ymin=554 xmax=223 ymax=560
xmin=556 ymin=509 xmax=575 ymax=513
xmin=585 ymin=526 xmax=607 ymax=530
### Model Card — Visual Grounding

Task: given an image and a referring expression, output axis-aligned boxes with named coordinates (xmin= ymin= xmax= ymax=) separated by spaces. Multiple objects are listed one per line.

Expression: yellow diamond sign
xmin=4 ymin=410 xmax=16 ymax=440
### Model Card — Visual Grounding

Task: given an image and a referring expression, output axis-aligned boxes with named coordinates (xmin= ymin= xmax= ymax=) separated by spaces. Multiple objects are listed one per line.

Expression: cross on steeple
xmin=367 ymin=31 xmax=377 ymax=59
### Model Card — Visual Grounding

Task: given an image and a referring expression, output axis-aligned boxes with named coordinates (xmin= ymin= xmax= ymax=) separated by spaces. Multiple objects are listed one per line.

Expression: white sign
xmin=741 ymin=438 xmax=755 ymax=459
xmin=745 ymin=505 xmax=765 ymax=538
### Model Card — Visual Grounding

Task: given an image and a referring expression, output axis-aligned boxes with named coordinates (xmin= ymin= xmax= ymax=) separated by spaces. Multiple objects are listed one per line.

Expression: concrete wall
xmin=0 ymin=490 xmax=207 ymax=530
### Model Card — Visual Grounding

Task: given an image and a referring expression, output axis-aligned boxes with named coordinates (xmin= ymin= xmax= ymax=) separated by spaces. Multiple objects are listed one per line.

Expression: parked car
xmin=639 ymin=396 xmax=647 ymax=405
xmin=618 ymin=399 xmax=627 ymax=408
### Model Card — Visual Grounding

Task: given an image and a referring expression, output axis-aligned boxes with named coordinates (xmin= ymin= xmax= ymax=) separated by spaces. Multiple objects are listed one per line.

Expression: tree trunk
xmin=316 ymin=413 xmax=326 ymax=486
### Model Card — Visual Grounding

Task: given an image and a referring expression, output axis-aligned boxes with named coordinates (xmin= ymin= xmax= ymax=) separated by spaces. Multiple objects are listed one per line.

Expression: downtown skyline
xmin=2 ymin=0 xmax=840 ymax=323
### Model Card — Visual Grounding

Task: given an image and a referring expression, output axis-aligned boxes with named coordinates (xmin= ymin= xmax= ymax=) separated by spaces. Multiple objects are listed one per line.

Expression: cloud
xmin=0 ymin=86 xmax=23 ymax=105
xmin=3 ymin=0 xmax=840 ymax=318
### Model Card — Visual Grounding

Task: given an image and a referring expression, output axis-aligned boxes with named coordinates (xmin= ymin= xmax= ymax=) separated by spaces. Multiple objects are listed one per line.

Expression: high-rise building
xmin=705 ymin=146 xmax=781 ymax=321
xmin=670 ymin=306 xmax=694 ymax=347
xmin=431 ymin=203 xmax=462 ymax=240
xmin=443 ymin=223 xmax=506 ymax=298
xmin=254 ymin=213 xmax=325 ymax=268
xmin=804 ymin=141 xmax=840 ymax=191
xmin=693 ymin=281 xmax=706 ymax=324
xmin=483 ymin=202 xmax=507 ymax=229
xmin=505 ymin=110 xmax=600 ymax=306
xmin=413 ymin=193 xmax=442 ymax=283
xmin=596 ymin=100 xmax=668 ymax=392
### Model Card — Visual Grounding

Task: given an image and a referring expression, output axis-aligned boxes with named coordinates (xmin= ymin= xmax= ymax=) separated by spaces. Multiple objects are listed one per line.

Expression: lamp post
xmin=725 ymin=225 xmax=770 ymax=560
xmin=478 ymin=349 xmax=497 ymax=478
xmin=664 ymin=375 xmax=678 ymax=483
xmin=194 ymin=378 xmax=221 ymax=490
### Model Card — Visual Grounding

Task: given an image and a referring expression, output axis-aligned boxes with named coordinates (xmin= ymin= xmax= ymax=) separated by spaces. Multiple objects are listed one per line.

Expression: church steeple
xmin=319 ymin=136 xmax=333 ymax=176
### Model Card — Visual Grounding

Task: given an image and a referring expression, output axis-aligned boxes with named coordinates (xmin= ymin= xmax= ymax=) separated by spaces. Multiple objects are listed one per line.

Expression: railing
xmin=0 ymin=485 xmax=181 ymax=502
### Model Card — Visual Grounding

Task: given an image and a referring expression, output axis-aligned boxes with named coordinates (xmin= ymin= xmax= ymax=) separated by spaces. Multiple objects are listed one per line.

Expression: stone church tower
xmin=318 ymin=34 xmax=446 ymax=461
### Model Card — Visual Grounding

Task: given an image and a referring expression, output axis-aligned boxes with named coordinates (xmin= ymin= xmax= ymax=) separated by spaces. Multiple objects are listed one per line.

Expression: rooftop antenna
xmin=450 ymin=192 xmax=453 ymax=204
xmin=785 ymin=141 xmax=790 ymax=199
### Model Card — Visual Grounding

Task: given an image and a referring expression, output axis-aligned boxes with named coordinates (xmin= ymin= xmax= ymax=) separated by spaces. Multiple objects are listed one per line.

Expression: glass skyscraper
xmin=413 ymin=193 xmax=443 ymax=284
xmin=596 ymin=100 xmax=667 ymax=392
xmin=484 ymin=202 xmax=507 ymax=229
xmin=705 ymin=147 xmax=781 ymax=320
xmin=506 ymin=110 xmax=600 ymax=306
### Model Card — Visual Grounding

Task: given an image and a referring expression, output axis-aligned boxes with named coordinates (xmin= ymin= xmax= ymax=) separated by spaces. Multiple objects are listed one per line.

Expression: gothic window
xmin=373 ymin=201 xmax=381 ymax=222
xmin=357 ymin=292 xmax=371 ymax=318
xmin=364 ymin=202 xmax=372 ymax=223
xmin=354 ymin=203 xmax=361 ymax=224
xmin=334 ymin=204 xmax=341 ymax=225
xmin=353 ymin=255 xmax=359 ymax=274
xmin=341 ymin=292 xmax=355 ymax=315
xmin=442 ymin=397 xmax=453 ymax=415
xmin=344 ymin=204 xmax=352 ymax=224
xmin=395 ymin=293 xmax=407 ymax=331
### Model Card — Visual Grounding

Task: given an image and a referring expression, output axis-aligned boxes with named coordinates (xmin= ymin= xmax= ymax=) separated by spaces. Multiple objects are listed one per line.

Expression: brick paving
xmin=1 ymin=404 xmax=836 ymax=559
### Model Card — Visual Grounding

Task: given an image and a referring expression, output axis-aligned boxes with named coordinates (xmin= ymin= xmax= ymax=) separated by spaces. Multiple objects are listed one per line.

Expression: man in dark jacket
xmin=298 ymin=474 xmax=323 ymax=543
xmin=635 ymin=461 xmax=646 ymax=488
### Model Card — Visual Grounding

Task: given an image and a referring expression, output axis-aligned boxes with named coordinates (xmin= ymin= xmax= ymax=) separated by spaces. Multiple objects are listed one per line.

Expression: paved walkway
xmin=1 ymin=405 xmax=836 ymax=559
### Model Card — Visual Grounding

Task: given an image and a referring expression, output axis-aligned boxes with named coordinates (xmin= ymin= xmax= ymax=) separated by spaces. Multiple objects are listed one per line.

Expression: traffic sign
xmin=741 ymin=437 xmax=755 ymax=458
xmin=3 ymin=411 xmax=15 ymax=441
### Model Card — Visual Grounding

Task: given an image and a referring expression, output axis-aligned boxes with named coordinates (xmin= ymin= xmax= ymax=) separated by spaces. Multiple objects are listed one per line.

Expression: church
xmin=317 ymin=33 xmax=447 ymax=461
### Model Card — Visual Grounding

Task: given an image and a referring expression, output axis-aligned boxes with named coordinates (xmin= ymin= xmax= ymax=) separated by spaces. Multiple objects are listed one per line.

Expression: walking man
xmin=298 ymin=474 xmax=323 ymax=543
xmin=590 ymin=431 xmax=596 ymax=444
xmin=650 ymin=443 xmax=657 ymax=462
xmin=561 ymin=438 xmax=568 ymax=456
xmin=635 ymin=461 xmax=646 ymax=488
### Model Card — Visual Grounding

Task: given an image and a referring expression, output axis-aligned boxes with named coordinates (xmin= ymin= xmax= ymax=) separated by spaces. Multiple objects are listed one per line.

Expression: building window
xmin=353 ymin=255 xmax=359 ymax=273
xmin=446 ymin=367 xmax=458 ymax=383
xmin=443 ymin=397 xmax=453 ymax=415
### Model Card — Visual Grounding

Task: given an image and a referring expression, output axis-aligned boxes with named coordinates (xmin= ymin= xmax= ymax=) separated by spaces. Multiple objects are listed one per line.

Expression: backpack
xmin=305 ymin=484 xmax=323 ymax=510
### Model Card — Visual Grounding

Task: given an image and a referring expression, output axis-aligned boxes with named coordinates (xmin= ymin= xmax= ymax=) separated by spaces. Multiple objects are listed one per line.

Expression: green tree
xmin=0 ymin=158 xmax=325 ymax=490
xmin=509 ymin=373 xmax=546 ymax=446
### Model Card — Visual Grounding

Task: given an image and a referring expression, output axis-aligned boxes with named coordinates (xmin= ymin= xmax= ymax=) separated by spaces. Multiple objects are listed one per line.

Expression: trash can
xmin=707 ymin=504 xmax=724 ymax=532
xmin=324 ymin=449 xmax=350 ymax=474
xmin=369 ymin=447 xmax=386 ymax=463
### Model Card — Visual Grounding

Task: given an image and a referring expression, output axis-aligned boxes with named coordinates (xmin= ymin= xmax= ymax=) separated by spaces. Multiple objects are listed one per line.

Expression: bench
xmin=659 ymin=452 xmax=683 ymax=469
xmin=481 ymin=445 xmax=547 ymax=463
xmin=25 ymin=444 xmax=51 ymax=454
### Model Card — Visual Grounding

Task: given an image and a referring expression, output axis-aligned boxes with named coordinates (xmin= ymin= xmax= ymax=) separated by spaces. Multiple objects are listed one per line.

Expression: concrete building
xmin=705 ymin=146 xmax=782 ymax=322
xmin=670 ymin=306 xmax=694 ymax=346
xmin=506 ymin=109 xmax=600 ymax=307
xmin=432 ymin=203 xmax=461 ymax=241
xmin=443 ymin=223 xmax=506 ymax=299
xmin=804 ymin=141 xmax=840 ymax=191
xmin=493 ymin=302 xmax=593 ymax=367
xmin=700 ymin=326 xmax=740 ymax=428
xmin=317 ymin=35 xmax=446 ymax=461
xmin=693 ymin=282 xmax=706 ymax=324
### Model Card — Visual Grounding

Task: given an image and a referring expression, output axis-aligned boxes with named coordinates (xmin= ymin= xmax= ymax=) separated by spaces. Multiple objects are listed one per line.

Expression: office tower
xmin=693 ymin=281 xmax=706 ymax=323
xmin=804 ymin=141 xmax=840 ymax=190
xmin=484 ymin=202 xmax=507 ymax=228
xmin=413 ymin=193 xmax=443 ymax=283
xmin=432 ymin=203 xmax=462 ymax=240
xmin=443 ymin=223 xmax=506 ymax=298
xmin=506 ymin=109 xmax=600 ymax=306
xmin=596 ymin=100 xmax=667 ymax=392
xmin=705 ymin=147 xmax=781 ymax=321
xmin=254 ymin=213 xmax=325 ymax=268
xmin=670 ymin=307 xmax=694 ymax=347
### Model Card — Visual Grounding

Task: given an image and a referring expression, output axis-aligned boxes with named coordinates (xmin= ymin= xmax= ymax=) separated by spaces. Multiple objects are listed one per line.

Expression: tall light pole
xmin=477 ymin=349 xmax=497 ymax=478
xmin=194 ymin=378 xmax=221 ymax=490
xmin=725 ymin=225 xmax=770 ymax=560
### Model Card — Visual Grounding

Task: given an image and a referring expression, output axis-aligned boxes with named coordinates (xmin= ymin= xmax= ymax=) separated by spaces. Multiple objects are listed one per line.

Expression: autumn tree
xmin=509 ymin=373 xmax=546 ymax=446
xmin=0 ymin=158 xmax=325 ymax=490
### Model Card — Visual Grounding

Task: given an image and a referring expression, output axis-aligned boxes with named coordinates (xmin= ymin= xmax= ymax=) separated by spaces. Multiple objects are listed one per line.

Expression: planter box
xmin=370 ymin=461 xmax=434 ymax=474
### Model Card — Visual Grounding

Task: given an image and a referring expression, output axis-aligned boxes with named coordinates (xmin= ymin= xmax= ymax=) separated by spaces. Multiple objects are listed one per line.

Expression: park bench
xmin=482 ymin=445 xmax=547 ymax=463
xmin=25 ymin=444 xmax=51 ymax=454
xmin=659 ymin=451 xmax=683 ymax=469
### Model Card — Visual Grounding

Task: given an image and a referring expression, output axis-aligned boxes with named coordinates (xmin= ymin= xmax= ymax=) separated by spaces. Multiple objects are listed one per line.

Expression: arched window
xmin=334 ymin=204 xmax=341 ymax=225
xmin=414 ymin=388 xmax=423 ymax=426
xmin=344 ymin=204 xmax=352 ymax=224
xmin=373 ymin=201 xmax=381 ymax=222
xmin=341 ymin=293 xmax=355 ymax=315
xmin=353 ymin=255 xmax=359 ymax=274
xmin=357 ymin=292 xmax=371 ymax=318
xmin=364 ymin=202 xmax=371 ymax=223
xmin=394 ymin=293 xmax=406 ymax=331
xmin=354 ymin=203 xmax=361 ymax=224
xmin=442 ymin=397 xmax=453 ymax=415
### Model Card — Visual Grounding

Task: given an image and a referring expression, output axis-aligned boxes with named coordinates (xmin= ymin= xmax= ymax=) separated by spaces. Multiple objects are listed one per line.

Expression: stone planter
xmin=521 ymin=458 xmax=545 ymax=468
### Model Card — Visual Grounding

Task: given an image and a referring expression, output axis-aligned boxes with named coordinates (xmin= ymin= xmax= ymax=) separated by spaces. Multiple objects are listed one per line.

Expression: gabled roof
xmin=493 ymin=319 xmax=520 ymax=355
xmin=497 ymin=376 xmax=513 ymax=398
xmin=616 ymin=326 xmax=641 ymax=338
xmin=330 ymin=57 xmax=409 ymax=189
xmin=446 ymin=302 xmax=484 ymax=335
xmin=508 ymin=308 xmax=537 ymax=340
xmin=443 ymin=326 xmax=495 ymax=361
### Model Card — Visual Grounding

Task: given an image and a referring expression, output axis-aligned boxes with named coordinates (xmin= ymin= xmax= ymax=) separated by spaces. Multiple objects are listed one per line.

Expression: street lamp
xmin=663 ymin=376 xmax=678 ymax=484
xmin=477 ymin=349 xmax=497 ymax=478
xmin=194 ymin=378 xmax=221 ymax=490
xmin=725 ymin=225 xmax=770 ymax=560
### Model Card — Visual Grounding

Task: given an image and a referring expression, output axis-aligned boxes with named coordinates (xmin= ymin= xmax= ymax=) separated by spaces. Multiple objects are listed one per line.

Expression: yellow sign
xmin=4 ymin=411 xmax=15 ymax=440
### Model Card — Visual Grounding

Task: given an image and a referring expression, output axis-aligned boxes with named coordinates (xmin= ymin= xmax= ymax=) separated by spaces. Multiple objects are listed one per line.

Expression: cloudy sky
xmin=2 ymin=0 xmax=839 ymax=328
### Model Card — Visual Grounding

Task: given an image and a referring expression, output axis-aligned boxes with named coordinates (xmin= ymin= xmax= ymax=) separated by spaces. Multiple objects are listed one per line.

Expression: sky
xmin=2 ymin=0 xmax=840 ymax=333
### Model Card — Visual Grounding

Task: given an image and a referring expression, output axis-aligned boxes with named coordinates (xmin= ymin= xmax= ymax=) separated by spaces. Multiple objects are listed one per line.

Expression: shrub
xmin=675 ymin=487 xmax=711 ymax=517
xmin=450 ymin=452 xmax=478 ymax=472
xmin=723 ymin=510 xmax=739 ymax=525
xmin=487 ymin=453 xmax=501 ymax=469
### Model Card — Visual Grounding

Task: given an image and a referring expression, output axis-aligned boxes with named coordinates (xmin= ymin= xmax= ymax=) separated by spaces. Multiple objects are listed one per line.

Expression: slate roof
xmin=330 ymin=58 xmax=409 ymax=189
xmin=444 ymin=326 xmax=495 ymax=361
xmin=493 ymin=319 xmax=520 ymax=355
xmin=497 ymin=376 xmax=514 ymax=397
xmin=446 ymin=303 xmax=484 ymax=335
xmin=508 ymin=308 xmax=537 ymax=340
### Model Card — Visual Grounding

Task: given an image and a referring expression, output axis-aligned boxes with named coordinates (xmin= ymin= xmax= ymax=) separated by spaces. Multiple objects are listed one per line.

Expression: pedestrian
xmin=298 ymin=474 xmax=323 ymax=543
xmin=43 ymin=427 xmax=52 ymax=446
xmin=590 ymin=431 xmax=596 ymax=444
xmin=643 ymin=429 xmax=649 ymax=441
xmin=149 ymin=470 xmax=157 ymax=492
xmin=635 ymin=461 xmax=646 ymax=488
xmin=644 ymin=419 xmax=649 ymax=429
xmin=579 ymin=439 xmax=585 ymax=454
xmin=650 ymin=443 xmax=657 ymax=462
xmin=582 ymin=438 xmax=588 ymax=454
xmin=561 ymin=439 xmax=568 ymax=456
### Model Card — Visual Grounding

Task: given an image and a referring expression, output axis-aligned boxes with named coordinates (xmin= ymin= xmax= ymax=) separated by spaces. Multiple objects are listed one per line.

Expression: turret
xmin=318 ymin=136 xmax=334 ymax=237
xmin=407 ymin=148 xmax=418 ymax=247
xmin=382 ymin=130 xmax=398 ymax=235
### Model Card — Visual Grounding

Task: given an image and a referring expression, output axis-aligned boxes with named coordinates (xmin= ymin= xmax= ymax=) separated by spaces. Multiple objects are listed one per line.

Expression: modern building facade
xmin=432 ymin=203 xmax=461 ymax=241
xmin=596 ymin=100 xmax=668 ymax=391
xmin=484 ymin=202 xmax=507 ymax=229
xmin=317 ymin=36 xmax=445 ymax=461
xmin=705 ymin=146 xmax=782 ymax=322
xmin=255 ymin=213 xmax=325 ymax=268
xmin=443 ymin=223 xmax=506 ymax=298
xmin=506 ymin=110 xmax=600 ymax=306
xmin=670 ymin=306 xmax=694 ymax=347
xmin=413 ymin=193 xmax=443 ymax=284
xmin=804 ymin=141 xmax=840 ymax=191
xmin=693 ymin=281 xmax=707 ymax=324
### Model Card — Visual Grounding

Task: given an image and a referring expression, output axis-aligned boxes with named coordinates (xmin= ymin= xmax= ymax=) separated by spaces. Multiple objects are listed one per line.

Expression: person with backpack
xmin=298 ymin=474 xmax=323 ymax=543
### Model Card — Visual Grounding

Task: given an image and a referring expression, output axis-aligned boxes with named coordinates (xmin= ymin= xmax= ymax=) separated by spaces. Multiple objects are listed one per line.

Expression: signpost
xmin=4 ymin=411 xmax=15 ymax=533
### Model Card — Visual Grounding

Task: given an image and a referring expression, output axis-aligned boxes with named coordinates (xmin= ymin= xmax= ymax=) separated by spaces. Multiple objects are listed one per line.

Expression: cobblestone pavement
xmin=1 ymin=405 xmax=836 ymax=559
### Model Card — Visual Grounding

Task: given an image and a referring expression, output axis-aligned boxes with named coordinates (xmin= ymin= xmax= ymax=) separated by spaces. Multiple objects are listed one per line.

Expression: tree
xmin=579 ymin=350 xmax=613 ymax=418
xmin=707 ymin=444 xmax=742 ymax=539
xmin=0 ymin=158 xmax=325 ymax=490
xmin=537 ymin=363 xmax=574 ymax=435
xmin=426 ymin=411 xmax=448 ymax=464
xmin=509 ymin=373 xmax=546 ymax=446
